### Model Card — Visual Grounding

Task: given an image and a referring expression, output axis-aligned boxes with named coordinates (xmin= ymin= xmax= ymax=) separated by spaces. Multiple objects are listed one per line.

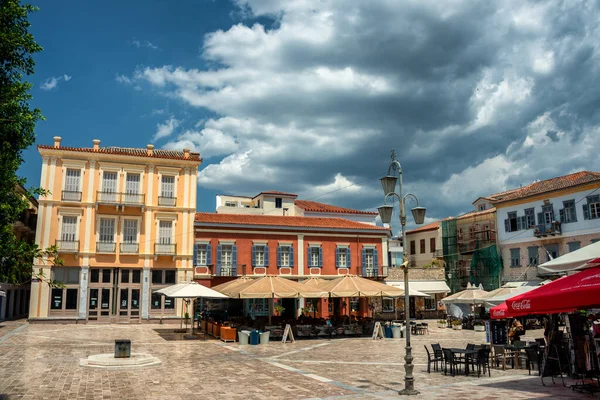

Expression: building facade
xmin=29 ymin=137 xmax=201 ymax=323
xmin=495 ymin=171 xmax=600 ymax=282
xmin=193 ymin=213 xmax=390 ymax=319
xmin=0 ymin=185 xmax=37 ymax=321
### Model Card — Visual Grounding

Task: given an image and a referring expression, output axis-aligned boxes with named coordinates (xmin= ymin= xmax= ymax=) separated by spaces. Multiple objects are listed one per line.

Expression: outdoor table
xmin=448 ymin=348 xmax=478 ymax=375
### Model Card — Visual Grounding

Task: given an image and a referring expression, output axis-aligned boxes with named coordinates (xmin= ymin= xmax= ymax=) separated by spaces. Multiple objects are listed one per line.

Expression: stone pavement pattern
xmin=0 ymin=320 xmax=597 ymax=399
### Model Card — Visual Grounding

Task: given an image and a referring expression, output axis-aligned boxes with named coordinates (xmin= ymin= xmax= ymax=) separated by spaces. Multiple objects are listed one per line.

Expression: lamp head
xmin=380 ymin=175 xmax=397 ymax=195
xmin=411 ymin=206 xmax=427 ymax=225
xmin=377 ymin=205 xmax=394 ymax=224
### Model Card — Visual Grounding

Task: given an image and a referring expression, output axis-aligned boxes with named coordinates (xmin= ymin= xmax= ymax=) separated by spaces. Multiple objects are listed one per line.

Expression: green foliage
xmin=0 ymin=1 xmax=45 ymax=284
xmin=274 ymin=305 xmax=286 ymax=314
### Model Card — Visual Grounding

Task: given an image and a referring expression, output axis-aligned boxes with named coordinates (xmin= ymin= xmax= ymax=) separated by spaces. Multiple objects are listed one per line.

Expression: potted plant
xmin=452 ymin=320 xmax=463 ymax=330
xmin=437 ymin=320 xmax=446 ymax=329
xmin=473 ymin=321 xmax=485 ymax=332
xmin=274 ymin=305 xmax=286 ymax=316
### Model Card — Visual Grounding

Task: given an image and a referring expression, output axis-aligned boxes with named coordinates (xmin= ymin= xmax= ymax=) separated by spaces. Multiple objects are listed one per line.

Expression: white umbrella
xmin=538 ymin=241 xmax=600 ymax=273
xmin=156 ymin=282 xmax=228 ymax=336
xmin=483 ymin=286 xmax=536 ymax=308
xmin=441 ymin=283 xmax=488 ymax=305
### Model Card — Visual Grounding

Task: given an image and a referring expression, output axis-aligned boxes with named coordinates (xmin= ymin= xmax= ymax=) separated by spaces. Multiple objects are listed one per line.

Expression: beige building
xmin=29 ymin=137 xmax=201 ymax=322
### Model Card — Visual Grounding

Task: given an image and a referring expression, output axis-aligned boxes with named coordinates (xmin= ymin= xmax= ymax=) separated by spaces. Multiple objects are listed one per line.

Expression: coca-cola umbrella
xmin=504 ymin=266 xmax=600 ymax=317
xmin=490 ymin=302 xmax=512 ymax=320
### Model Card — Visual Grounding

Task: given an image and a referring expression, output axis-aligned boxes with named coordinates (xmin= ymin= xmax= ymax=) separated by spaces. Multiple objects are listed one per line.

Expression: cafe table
xmin=448 ymin=348 xmax=478 ymax=375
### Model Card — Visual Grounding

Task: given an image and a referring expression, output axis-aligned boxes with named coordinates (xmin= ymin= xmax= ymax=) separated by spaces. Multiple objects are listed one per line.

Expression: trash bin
xmin=249 ymin=330 xmax=260 ymax=345
xmin=238 ymin=330 xmax=250 ymax=345
xmin=384 ymin=326 xmax=393 ymax=338
xmin=260 ymin=331 xmax=270 ymax=345
xmin=391 ymin=326 xmax=401 ymax=339
xmin=400 ymin=326 xmax=405 ymax=338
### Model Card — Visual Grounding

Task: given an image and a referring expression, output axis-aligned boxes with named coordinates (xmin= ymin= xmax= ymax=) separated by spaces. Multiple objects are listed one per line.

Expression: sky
xmin=20 ymin=0 xmax=600 ymax=232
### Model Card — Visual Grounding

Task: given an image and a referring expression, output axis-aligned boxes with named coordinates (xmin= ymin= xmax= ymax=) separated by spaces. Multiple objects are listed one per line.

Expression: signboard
xmin=372 ymin=321 xmax=384 ymax=340
xmin=282 ymin=324 xmax=295 ymax=343
xmin=485 ymin=320 xmax=491 ymax=344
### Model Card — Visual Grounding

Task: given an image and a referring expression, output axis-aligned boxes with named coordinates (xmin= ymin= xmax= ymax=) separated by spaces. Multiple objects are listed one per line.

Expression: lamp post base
xmin=398 ymin=388 xmax=420 ymax=396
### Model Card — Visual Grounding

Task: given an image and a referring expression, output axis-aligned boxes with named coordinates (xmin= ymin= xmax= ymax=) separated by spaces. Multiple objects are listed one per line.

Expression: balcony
xmin=534 ymin=222 xmax=562 ymax=237
xmin=120 ymin=243 xmax=139 ymax=254
xmin=96 ymin=242 xmax=116 ymax=254
xmin=217 ymin=266 xmax=237 ymax=277
xmin=154 ymin=243 xmax=176 ymax=257
xmin=362 ymin=267 xmax=378 ymax=278
xmin=158 ymin=196 xmax=177 ymax=207
xmin=96 ymin=191 xmax=145 ymax=208
xmin=61 ymin=191 xmax=82 ymax=202
xmin=56 ymin=240 xmax=79 ymax=253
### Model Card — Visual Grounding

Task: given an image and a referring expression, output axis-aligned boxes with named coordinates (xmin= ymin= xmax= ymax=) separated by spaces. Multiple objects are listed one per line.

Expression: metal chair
xmin=476 ymin=348 xmax=491 ymax=377
xmin=523 ymin=347 xmax=541 ymax=375
xmin=425 ymin=345 xmax=443 ymax=373
xmin=442 ymin=348 xmax=465 ymax=376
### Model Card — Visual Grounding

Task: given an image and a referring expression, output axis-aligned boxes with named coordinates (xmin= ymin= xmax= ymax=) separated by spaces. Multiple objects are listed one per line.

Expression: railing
xmin=217 ymin=266 xmax=237 ymax=277
xmin=534 ymin=222 xmax=562 ymax=237
xmin=120 ymin=243 xmax=139 ymax=254
xmin=158 ymin=196 xmax=177 ymax=207
xmin=56 ymin=240 xmax=79 ymax=253
xmin=154 ymin=243 xmax=176 ymax=255
xmin=362 ymin=267 xmax=378 ymax=277
xmin=96 ymin=242 xmax=116 ymax=253
xmin=96 ymin=191 xmax=145 ymax=206
xmin=61 ymin=191 xmax=82 ymax=202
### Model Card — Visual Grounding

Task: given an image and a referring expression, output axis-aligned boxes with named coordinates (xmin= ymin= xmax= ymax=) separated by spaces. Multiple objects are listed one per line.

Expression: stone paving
xmin=0 ymin=320 xmax=598 ymax=399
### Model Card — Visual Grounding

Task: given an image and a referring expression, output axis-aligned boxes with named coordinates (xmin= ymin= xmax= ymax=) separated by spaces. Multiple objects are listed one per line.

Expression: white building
xmin=494 ymin=171 xmax=600 ymax=282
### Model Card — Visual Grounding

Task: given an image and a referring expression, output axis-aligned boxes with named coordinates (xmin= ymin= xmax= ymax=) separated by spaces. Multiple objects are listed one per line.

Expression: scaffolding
xmin=469 ymin=240 xmax=503 ymax=291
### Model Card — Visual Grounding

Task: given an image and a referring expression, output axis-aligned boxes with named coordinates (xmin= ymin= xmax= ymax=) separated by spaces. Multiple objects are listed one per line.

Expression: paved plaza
xmin=0 ymin=320 xmax=597 ymax=399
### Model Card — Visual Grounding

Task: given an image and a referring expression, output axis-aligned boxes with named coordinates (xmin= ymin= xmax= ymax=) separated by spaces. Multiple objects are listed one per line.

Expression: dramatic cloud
xmin=40 ymin=74 xmax=72 ymax=90
xmin=127 ymin=0 xmax=600 ymax=220
xmin=153 ymin=117 xmax=180 ymax=141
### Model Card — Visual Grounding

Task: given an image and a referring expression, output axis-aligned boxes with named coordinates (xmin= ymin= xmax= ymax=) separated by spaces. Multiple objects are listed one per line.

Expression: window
xmin=195 ymin=244 xmax=211 ymax=266
xmin=525 ymin=208 xmax=535 ymax=229
xmin=61 ymin=216 xmax=77 ymax=241
xmin=584 ymin=195 xmax=600 ymax=220
xmin=151 ymin=292 xmax=174 ymax=311
xmin=309 ymin=247 xmax=322 ymax=267
xmin=158 ymin=221 xmax=172 ymax=244
xmin=125 ymin=173 xmax=140 ymax=194
xmin=568 ymin=241 xmax=581 ymax=252
xmin=99 ymin=218 xmax=115 ymax=243
xmin=424 ymin=297 xmax=436 ymax=311
xmin=53 ymin=268 xmax=80 ymax=284
xmin=544 ymin=243 xmax=559 ymax=261
xmin=410 ymin=240 xmax=415 ymax=255
xmin=560 ymin=200 xmax=577 ymax=223
xmin=382 ymin=297 xmax=394 ymax=313
xmin=508 ymin=212 xmax=518 ymax=232
xmin=50 ymin=268 xmax=80 ymax=314
xmin=278 ymin=246 xmax=294 ymax=267
xmin=478 ymin=204 xmax=486 ymax=211
xmin=364 ymin=248 xmax=375 ymax=268
xmin=64 ymin=169 xmax=81 ymax=192
xmin=123 ymin=219 xmax=138 ymax=243
xmin=275 ymin=198 xmax=282 ymax=208
xmin=510 ymin=248 xmax=520 ymax=267
xmin=102 ymin=171 xmax=117 ymax=193
xmin=527 ymin=246 xmax=539 ymax=266
xmin=161 ymin=175 xmax=175 ymax=198
xmin=252 ymin=245 xmax=269 ymax=267
xmin=217 ymin=244 xmax=237 ymax=276
xmin=151 ymin=269 xmax=176 ymax=285
xmin=419 ymin=239 xmax=425 ymax=254
xmin=225 ymin=201 xmax=237 ymax=207
xmin=430 ymin=238 xmax=436 ymax=253
xmin=542 ymin=204 xmax=554 ymax=224
xmin=336 ymin=247 xmax=349 ymax=268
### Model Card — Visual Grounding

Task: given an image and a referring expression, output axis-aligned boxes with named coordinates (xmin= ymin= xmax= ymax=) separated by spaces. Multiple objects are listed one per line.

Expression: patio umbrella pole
xmin=180 ymin=299 xmax=184 ymax=330
xmin=269 ymin=294 xmax=274 ymax=325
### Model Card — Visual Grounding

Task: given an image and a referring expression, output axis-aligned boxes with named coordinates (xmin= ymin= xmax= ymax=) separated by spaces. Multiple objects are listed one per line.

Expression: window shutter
xmin=251 ymin=245 xmax=256 ymax=267
xmin=347 ymin=247 xmax=351 ymax=268
xmin=232 ymin=245 xmax=238 ymax=276
xmin=216 ymin=245 xmax=222 ymax=276
xmin=516 ymin=217 xmax=522 ymax=231
xmin=362 ymin=249 xmax=367 ymax=276
xmin=289 ymin=245 xmax=294 ymax=267
xmin=335 ymin=248 xmax=340 ymax=268
xmin=264 ymin=245 xmax=269 ymax=267
xmin=504 ymin=219 xmax=510 ymax=232
xmin=583 ymin=204 xmax=590 ymax=220
xmin=207 ymin=244 xmax=212 ymax=266
xmin=193 ymin=244 xmax=198 ymax=266
xmin=373 ymin=249 xmax=379 ymax=266
xmin=307 ymin=245 xmax=311 ymax=267
xmin=277 ymin=246 xmax=282 ymax=267
xmin=537 ymin=212 xmax=543 ymax=225
xmin=318 ymin=247 xmax=322 ymax=267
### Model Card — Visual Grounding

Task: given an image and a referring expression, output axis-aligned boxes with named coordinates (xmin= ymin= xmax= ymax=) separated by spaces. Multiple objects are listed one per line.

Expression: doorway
xmin=281 ymin=298 xmax=296 ymax=319
xmin=409 ymin=297 xmax=416 ymax=319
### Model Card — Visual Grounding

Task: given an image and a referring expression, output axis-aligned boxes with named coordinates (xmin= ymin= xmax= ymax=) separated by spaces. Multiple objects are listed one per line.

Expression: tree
xmin=0 ymin=1 xmax=57 ymax=284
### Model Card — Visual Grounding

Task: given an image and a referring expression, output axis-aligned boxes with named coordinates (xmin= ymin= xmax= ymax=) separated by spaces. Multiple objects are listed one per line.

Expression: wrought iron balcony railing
xmin=362 ymin=267 xmax=378 ymax=278
xmin=96 ymin=191 xmax=145 ymax=206
xmin=61 ymin=191 xmax=82 ymax=202
xmin=534 ymin=222 xmax=562 ymax=237
xmin=120 ymin=243 xmax=139 ymax=254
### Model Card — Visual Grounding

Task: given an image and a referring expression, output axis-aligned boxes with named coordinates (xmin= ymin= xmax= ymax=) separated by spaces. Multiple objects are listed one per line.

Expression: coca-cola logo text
xmin=493 ymin=309 xmax=505 ymax=317
xmin=511 ymin=299 xmax=531 ymax=311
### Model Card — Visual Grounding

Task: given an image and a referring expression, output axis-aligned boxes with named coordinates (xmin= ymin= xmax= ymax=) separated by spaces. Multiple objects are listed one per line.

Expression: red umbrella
xmin=490 ymin=302 xmax=512 ymax=320
xmin=505 ymin=266 xmax=600 ymax=316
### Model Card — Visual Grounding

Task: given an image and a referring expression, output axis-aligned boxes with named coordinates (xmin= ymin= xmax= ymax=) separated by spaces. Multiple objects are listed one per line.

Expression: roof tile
xmin=295 ymin=200 xmax=378 ymax=216
xmin=406 ymin=220 xmax=441 ymax=234
xmin=37 ymin=145 xmax=202 ymax=162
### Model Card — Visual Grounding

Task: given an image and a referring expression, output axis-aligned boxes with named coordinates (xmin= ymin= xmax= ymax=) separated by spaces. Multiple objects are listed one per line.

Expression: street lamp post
xmin=377 ymin=149 xmax=426 ymax=396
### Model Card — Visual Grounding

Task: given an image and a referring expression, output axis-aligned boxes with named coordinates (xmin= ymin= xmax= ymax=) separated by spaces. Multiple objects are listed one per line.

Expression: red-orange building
xmin=193 ymin=213 xmax=391 ymax=319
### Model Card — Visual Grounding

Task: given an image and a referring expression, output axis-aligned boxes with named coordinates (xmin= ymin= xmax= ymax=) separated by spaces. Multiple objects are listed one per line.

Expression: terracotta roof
xmin=253 ymin=191 xmax=298 ymax=198
xmin=295 ymin=200 xmax=378 ymax=216
xmin=494 ymin=171 xmax=600 ymax=203
xmin=195 ymin=212 xmax=390 ymax=232
xmin=472 ymin=188 xmax=520 ymax=204
xmin=37 ymin=145 xmax=202 ymax=162
xmin=456 ymin=207 xmax=496 ymax=220
xmin=406 ymin=220 xmax=440 ymax=235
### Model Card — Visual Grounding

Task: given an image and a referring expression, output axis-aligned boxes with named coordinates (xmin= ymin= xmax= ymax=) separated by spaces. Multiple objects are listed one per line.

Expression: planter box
xmin=201 ymin=320 xmax=207 ymax=333
xmin=213 ymin=323 xmax=221 ymax=338
xmin=452 ymin=325 xmax=463 ymax=330
xmin=474 ymin=325 xmax=485 ymax=332
xmin=220 ymin=326 xmax=237 ymax=342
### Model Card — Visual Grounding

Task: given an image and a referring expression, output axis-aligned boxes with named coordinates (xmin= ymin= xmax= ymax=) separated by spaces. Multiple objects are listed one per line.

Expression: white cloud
xmin=116 ymin=74 xmax=133 ymax=85
xmin=40 ymin=75 xmax=72 ymax=91
xmin=131 ymin=39 xmax=159 ymax=50
xmin=153 ymin=117 xmax=180 ymax=141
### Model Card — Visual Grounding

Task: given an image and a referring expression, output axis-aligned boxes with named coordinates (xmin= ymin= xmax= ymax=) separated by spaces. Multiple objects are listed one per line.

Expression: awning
xmin=538 ymin=241 xmax=600 ymax=273
xmin=385 ymin=282 xmax=432 ymax=297
xmin=386 ymin=280 xmax=450 ymax=294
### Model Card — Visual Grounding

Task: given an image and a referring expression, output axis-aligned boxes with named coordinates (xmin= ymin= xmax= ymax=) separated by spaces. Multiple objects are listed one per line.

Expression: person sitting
xmin=509 ymin=319 xmax=525 ymax=343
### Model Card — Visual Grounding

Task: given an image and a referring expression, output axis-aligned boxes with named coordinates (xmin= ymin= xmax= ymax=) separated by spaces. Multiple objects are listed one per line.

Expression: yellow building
xmin=29 ymin=137 xmax=201 ymax=323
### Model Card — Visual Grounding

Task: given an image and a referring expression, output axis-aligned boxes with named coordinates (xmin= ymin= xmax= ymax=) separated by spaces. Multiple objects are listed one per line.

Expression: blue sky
xmin=20 ymin=0 xmax=600 ymax=229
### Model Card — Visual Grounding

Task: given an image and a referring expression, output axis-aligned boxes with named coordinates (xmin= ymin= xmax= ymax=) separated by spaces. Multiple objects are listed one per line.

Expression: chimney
xmin=92 ymin=139 xmax=100 ymax=151
xmin=183 ymin=148 xmax=190 ymax=159
xmin=147 ymin=144 xmax=154 ymax=156
xmin=53 ymin=136 xmax=62 ymax=148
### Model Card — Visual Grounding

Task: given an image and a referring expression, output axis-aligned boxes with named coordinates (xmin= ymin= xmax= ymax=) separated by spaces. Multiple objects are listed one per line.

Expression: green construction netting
xmin=469 ymin=239 xmax=503 ymax=291
xmin=442 ymin=219 xmax=460 ymax=293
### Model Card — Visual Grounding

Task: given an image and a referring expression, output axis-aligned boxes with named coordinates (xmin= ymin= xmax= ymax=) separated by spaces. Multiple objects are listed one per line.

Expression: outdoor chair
xmin=523 ymin=347 xmax=541 ymax=375
xmin=535 ymin=338 xmax=546 ymax=347
xmin=513 ymin=340 xmax=526 ymax=349
xmin=442 ymin=348 xmax=465 ymax=376
xmin=476 ymin=348 xmax=491 ymax=377
xmin=336 ymin=326 xmax=345 ymax=337
xmin=431 ymin=343 xmax=443 ymax=361
xmin=466 ymin=343 xmax=476 ymax=350
xmin=492 ymin=345 xmax=513 ymax=370
xmin=425 ymin=345 xmax=443 ymax=373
